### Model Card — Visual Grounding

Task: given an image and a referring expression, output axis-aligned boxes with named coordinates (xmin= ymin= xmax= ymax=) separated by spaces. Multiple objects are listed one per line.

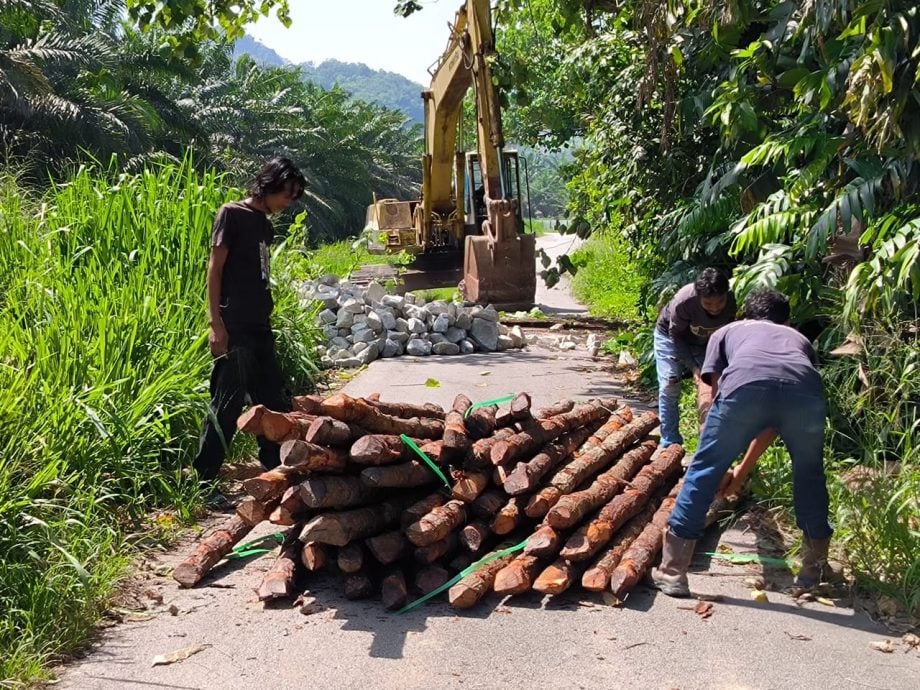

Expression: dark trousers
xmin=668 ymin=381 xmax=833 ymax=541
xmin=193 ymin=327 xmax=291 ymax=482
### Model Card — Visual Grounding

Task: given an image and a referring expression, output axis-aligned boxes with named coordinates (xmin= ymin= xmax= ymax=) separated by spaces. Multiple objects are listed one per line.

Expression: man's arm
xmin=668 ymin=303 xmax=697 ymax=371
xmin=718 ymin=429 xmax=778 ymax=498
xmin=207 ymin=245 xmax=229 ymax=357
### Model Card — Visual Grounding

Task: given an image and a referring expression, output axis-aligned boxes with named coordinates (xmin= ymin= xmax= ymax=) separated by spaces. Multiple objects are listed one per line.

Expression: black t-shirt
xmin=212 ymin=201 xmax=274 ymax=330
xmin=656 ymin=282 xmax=737 ymax=364
xmin=701 ymin=320 xmax=824 ymax=400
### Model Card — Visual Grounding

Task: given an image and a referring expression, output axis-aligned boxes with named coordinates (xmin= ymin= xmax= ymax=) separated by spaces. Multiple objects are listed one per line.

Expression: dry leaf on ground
xmin=870 ymin=640 xmax=895 ymax=654
xmin=694 ymin=601 xmax=714 ymax=619
xmin=784 ymin=632 xmax=811 ymax=641
xmin=151 ymin=643 xmax=210 ymax=666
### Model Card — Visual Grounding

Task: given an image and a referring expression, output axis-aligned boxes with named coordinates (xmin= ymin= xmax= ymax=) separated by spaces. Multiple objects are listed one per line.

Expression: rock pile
xmin=300 ymin=277 xmax=527 ymax=368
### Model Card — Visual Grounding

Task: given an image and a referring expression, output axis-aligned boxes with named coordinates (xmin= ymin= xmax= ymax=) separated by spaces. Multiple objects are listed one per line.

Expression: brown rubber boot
xmin=650 ymin=528 xmax=697 ymax=597
xmin=794 ymin=535 xmax=831 ymax=589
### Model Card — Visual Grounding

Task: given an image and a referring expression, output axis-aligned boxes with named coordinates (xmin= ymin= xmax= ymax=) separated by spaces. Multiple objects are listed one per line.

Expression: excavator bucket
xmin=463 ymin=233 xmax=536 ymax=308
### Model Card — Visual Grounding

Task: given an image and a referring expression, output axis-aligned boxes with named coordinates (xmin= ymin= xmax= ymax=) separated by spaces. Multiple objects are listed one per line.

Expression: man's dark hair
xmin=743 ymin=288 xmax=790 ymax=323
xmin=248 ymin=157 xmax=306 ymax=200
xmin=694 ymin=267 xmax=730 ymax=297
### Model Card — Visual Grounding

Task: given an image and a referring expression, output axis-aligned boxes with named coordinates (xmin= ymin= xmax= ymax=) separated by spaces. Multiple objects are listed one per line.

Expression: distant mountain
xmin=299 ymin=59 xmax=424 ymax=125
xmin=234 ymin=36 xmax=424 ymax=125
xmin=233 ymin=35 xmax=288 ymax=68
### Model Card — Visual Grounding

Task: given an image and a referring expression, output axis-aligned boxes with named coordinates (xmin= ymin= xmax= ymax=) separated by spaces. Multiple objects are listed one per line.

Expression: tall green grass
xmin=0 ymin=160 xmax=320 ymax=683
xmin=570 ymin=230 xmax=647 ymax=323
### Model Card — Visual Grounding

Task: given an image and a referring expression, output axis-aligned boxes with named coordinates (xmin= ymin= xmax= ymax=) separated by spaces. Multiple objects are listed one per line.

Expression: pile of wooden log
xmin=174 ymin=391 xmax=696 ymax=612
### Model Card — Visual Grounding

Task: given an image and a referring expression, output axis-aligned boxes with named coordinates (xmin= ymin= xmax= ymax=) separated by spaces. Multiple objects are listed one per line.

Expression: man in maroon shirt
xmin=193 ymin=157 xmax=305 ymax=509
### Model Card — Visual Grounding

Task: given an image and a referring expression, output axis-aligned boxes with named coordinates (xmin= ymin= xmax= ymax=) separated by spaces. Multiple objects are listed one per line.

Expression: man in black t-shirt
xmin=651 ymin=288 xmax=833 ymax=597
xmin=193 ymin=157 xmax=306 ymax=508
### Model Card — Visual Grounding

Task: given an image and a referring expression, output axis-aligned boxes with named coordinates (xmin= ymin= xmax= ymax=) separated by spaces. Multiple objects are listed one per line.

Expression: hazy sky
xmin=246 ymin=0 xmax=461 ymax=84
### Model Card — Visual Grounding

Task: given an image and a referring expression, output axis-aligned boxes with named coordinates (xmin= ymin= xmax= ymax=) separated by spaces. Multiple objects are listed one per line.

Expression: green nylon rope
xmin=225 ymin=532 xmax=285 ymax=560
xmin=464 ymin=394 xmax=516 ymax=418
xmin=400 ymin=434 xmax=451 ymax=489
xmin=396 ymin=538 xmax=530 ymax=614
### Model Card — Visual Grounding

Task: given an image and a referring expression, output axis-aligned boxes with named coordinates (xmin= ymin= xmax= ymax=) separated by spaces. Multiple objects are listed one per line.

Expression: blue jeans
xmin=668 ymin=381 xmax=833 ymax=541
xmin=654 ymin=329 xmax=704 ymax=447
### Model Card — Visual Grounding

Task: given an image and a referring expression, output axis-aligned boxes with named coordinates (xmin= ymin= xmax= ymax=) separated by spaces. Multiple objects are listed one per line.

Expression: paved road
xmin=53 ymin=238 xmax=917 ymax=689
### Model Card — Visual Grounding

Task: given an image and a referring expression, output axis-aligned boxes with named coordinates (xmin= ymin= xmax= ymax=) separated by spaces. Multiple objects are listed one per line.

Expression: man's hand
xmin=716 ymin=466 xmax=745 ymax=499
xmin=209 ymin=322 xmax=229 ymax=357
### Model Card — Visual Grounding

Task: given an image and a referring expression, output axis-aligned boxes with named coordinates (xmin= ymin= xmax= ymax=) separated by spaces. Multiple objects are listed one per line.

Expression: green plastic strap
xmin=226 ymin=532 xmax=285 ymax=560
xmin=465 ymin=394 xmax=516 ymax=418
xmin=704 ymin=552 xmax=792 ymax=567
xmin=396 ymin=538 xmax=530 ymax=615
xmin=400 ymin=434 xmax=451 ymax=489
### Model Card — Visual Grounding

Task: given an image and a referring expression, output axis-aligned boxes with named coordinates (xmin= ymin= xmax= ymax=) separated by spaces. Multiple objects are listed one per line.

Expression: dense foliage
xmin=0 ymin=0 xmax=422 ymax=240
xmin=495 ymin=0 xmax=919 ymax=613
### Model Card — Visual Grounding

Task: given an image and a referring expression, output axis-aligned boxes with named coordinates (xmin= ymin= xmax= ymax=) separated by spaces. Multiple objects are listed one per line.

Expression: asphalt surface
xmin=53 ymin=235 xmax=918 ymax=689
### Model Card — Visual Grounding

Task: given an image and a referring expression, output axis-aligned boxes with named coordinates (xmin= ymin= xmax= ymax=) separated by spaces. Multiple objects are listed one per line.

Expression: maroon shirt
xmin=211 ymin=202 xmax=274 ymax=330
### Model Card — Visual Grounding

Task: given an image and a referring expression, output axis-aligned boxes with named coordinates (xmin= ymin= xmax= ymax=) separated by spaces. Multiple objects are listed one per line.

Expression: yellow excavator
xmin=364 ymin=0 xmax=536 ymax=307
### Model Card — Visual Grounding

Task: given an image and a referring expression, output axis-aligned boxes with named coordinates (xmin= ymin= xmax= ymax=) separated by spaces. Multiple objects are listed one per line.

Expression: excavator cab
xmin=461 ymin=151 xmax=536 ymax=308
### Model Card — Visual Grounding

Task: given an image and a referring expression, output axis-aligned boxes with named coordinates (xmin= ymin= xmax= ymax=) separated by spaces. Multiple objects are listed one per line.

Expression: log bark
xmin=337 ymin=543 xmax=365 ymax=573
xmin=532 ymin=557 xmax=580 ymax=595
xmin=607 ymin=486 xmax=736 ymax=598
xmin=365 ymin=529 xmax=407 ymax=565
xmin=320 ymin=393 xmax=444 ymax=438
xmin=343 ymin=572 xmax=375 ymax=600
xmin=523 ymin=524 xmax=564 ymax=558
xmin=360 ymin=461 xmax=438 ymax=489
xmin=442 ymin=394 xmax=472 ymax=458
xmin=242 ymin=467 xmax=299 ymax=503
xmin=546 ymin=438 xmax=657 ymax=529
xmin=174 ymin=515 xmax=253 ymax=587
xmin=298 ymin=497 xmax=410 ymax=546
xmin=402 ymin=492 xmax=447 ymax=528
xmin=365 ymin=398 xmax=445 ymax=420
xmin=495 ymin=392 xmax=533 ymax=428
xmin=261 ymin=409 xmax=317 ymax=442
xmin=490 ymin=398 xmax=616 ymax=466
xmin=560 ymin=444 xmax=684 ymax=561
xmin=414 ymin=533 xmax=457 ymax=565
xmin=257 ymin=541 xmax=300 ymax=601
xmin=291 ymin=394 xmax=325 ymax=415
xmin=493 ymin=554 xmax=544 ymax=596
xmin=300 ymin=542 xmax=327 ymax=571
xmin=459 ymin=520 xmax=491 ymax=553
xmin=237 ymin=405 xmax=266 ymax=434
xmin=451 ymin=471 xmax=490 ymax=503
xmin=502 ymin=423 xmax=600 ymax=496
xmin=305 ymin=416 xmax=365 ymax=447
xmin=448 ymin=542 xmax=518 ymax=609
xmin=268 ymin=487 xmax=307 ymax=526
xmin=299 ymin=476 xmax=379 ymax=510
xmin=349 ymin=434 xmax=411 ymax=466
xmin=381 ymin=570 xmax=408 ymax=610
xmin=491 ymin=497 xmax=526 ymax=535
xmin=465 ymin=404 xmax=498 ymax=440
xmin=466 ymin=428 xmax=516 ymax=469
xmin=581 ymin=499 xmax=658 ymax=591
xmin=235 ymin=496 xmax=279 ymax=526
xmin=415 ymin=565 xmax=450 ymax=594
xmin=405 ymin=499 xmax=467 ymax=547
xmin=470 ymin=490 xmax=506 ymax=520
xmin=526 ymin=410 xmax=658 ymax=518
xmin=608 ymin=492 xmax=677 ymax=598
xmin=280 ymin=440 xmax=348 ymax=473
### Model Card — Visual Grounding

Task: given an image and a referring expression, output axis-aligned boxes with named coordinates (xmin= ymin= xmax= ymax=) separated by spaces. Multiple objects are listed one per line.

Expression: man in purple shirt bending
xmin=651 ymin=288 xmax=833 ymax=596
